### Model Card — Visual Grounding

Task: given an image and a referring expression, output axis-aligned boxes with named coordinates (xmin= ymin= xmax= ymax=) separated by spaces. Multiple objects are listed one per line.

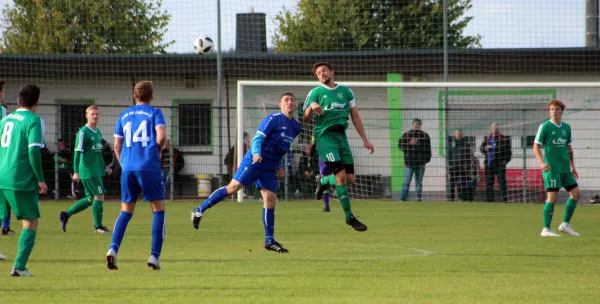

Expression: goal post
xmin=237 ymin=81 xmax=600 ymax=203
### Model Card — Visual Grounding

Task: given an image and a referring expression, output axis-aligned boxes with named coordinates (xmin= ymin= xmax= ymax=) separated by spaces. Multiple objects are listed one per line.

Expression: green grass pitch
xmin=1 ymin=200 xmax=600 ymax=303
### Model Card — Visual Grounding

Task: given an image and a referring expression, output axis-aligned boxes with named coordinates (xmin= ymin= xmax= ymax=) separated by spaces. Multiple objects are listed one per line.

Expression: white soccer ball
xmin=194 ymin=35 xmax=214 ymax=55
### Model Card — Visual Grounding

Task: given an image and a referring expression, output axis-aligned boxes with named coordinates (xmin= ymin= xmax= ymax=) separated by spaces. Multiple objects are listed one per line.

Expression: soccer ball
xmin=194 ymin=35 xmax=214 ymax=55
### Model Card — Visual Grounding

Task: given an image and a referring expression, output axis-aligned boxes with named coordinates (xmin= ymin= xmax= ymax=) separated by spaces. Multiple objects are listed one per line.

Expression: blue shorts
xmin=121 ymin=171 xmax=165 ymax=202
xmin=233 ymin=158 xmax=278 ymax=193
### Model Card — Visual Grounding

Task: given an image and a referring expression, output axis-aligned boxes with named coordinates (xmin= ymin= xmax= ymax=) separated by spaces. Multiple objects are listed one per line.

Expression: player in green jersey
xmin=0 ymin=85 xmax=48 ymax=276
xmin=533 ymin=99 xmax=580 ymax=237
xmin=59 ymin=105 xmax=112 ymax=233
xmin=303 ymin=62 xmax=374 ymax=232
xmin=0 ymin=78 xmax=16 ymax=237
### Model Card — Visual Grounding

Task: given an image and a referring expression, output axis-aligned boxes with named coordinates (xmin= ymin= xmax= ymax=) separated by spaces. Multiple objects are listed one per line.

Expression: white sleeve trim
xmin=533 ymin=124 xmax=544 ymax=145
xmin=75 ymin=132 xmax=84 ymax=152
xmin=303 ymin=90 xmax=313 ymax=110
xmin=256 ymin=131 xmax=266 ymax=137
xmin=349 ymin=99 xmax=357 ymax=108
xmin=114 ymin=134 xmax=124 ymax=138
xmin=156 ymin=124 xmax=166 ymax=128
xmin=28 ymin=143 xmax=43 ymax=147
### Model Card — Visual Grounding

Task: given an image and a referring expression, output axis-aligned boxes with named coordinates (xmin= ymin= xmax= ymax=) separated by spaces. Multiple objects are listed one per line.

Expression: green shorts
xmin=81 ymin=177 xmax=105 ymax=198
xmin=0 ymin=189 xmax=40 ymax=220
xmin=543 ymin=170 xmax=577 ymax=190
xmin=316 ymin=131 xmax=354 ymax=165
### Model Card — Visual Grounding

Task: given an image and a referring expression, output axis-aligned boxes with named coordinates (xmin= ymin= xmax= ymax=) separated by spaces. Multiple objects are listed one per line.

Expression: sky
xmin=0 ymin=0 xmax=590 ymax=53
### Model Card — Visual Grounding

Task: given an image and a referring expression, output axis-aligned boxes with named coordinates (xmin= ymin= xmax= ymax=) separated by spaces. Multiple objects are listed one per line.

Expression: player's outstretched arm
xmin=251 ymin=132 xmax=265 ymax=163
xmin=568 ymin=145 xmax=578 ymax=178
xmin=350 ymin=107 xmax=374 ymax=154
xmin=114 ymin=137 xmax=123 ymax=165
xmin=303 ymin=106 xmax=314 ymax=122
xmin=156 ymin=125 xmax=166 ymax=152
xmin=533 ymin=143 xmax=549 ymax=171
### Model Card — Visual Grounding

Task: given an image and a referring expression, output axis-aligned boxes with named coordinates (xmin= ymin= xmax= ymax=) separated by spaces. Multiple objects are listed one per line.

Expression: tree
xmin=273 ymin=0 xmax=481 ymax=53
xmin=1 ymin=0 xmax=173 ymax=54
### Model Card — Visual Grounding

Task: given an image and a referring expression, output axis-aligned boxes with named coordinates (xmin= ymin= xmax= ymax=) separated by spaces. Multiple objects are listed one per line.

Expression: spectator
xmin=294 ymin=144 xmax=319 ymax=197
xmin=480 ymin=122 xmax=512 ymax=203
xmin=448 ymin=129 xmax=471 ymax=201
xmin=464 ymin=152 xmax=481 ymax=202
xmin=55 ymin=138 xmax=72 ymax=169
xmin=161 ymin=139 xmax=184 ymax=193
xmin=224 ymin=132 xmax=249 ymax=180
xmin=55 ymin=138 xmax=75 ymax=198
xmin=398 ymin=118 xmax=432 ymax=201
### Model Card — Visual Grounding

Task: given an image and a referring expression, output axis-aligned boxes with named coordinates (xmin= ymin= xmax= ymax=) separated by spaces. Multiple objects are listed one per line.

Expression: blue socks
xmin=263 ymin=208 xmax=275 ymax=244
xmin=323 ymin=192 xmax=330 ymax=209
xmin=110 ymin=211 xmax=133 ymax=253
xmin=199 ymin=186 xmax=230 ymax=213
xmin=2 ymin=207 xmax=10 ymax=228
xmin=151 ymin=210 xmax=166 ymax=259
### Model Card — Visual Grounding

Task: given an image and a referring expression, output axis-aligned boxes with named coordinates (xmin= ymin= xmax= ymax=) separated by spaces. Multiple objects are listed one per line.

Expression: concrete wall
xmin=3 ymin=74 xmax=600 ymax=195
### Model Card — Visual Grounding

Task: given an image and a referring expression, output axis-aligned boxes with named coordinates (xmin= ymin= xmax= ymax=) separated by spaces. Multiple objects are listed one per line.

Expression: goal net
xmin=237 ymin=81 xmax=600 ymax=203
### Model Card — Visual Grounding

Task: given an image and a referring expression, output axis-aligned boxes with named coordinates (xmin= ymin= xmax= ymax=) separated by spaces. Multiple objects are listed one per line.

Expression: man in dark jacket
xmin=399 ymin=118 xmax=432 ymax=201
xmin=480 ymin=122 xmax=512 ymax=202
xmin=448 ymin=129 xmax=471 ymax=201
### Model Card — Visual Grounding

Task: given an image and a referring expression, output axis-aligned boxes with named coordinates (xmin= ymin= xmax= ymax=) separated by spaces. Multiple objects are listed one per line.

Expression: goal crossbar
xmin=235 ymin=81 xmax=600 ymax=202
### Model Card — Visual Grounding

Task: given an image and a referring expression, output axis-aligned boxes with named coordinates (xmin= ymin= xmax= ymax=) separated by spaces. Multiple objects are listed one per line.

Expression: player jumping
xmin=191 ymin=93 xmax=302 ymax=253
xmin=106 ymin=81 xmax=167 ymax=270
xmin=303 ymin=62 xmax=374 ymax=231
xmin=0 ymin=85 xmax=48 ymax=276
xmin=59 ymin=105 xmax=113 ymax=233
xmin=533 ymin=99 xmax=580 ymax=237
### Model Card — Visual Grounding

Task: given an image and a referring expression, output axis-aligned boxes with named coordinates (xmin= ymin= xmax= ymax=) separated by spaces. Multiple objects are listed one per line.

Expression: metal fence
xmin=21 ymin=101 xmax=599 ymax=203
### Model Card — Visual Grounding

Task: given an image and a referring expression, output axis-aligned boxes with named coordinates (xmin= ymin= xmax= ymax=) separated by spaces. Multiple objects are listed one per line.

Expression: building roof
xmin=1 ymin=48 xmax=599 ymax=78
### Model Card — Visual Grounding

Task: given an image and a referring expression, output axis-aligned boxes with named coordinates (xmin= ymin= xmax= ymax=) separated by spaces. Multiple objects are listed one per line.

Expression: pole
xmin=217 ymin=0 xmax=224 ymax=182
xmin=443 ymin=0 xmax=450 ymax=201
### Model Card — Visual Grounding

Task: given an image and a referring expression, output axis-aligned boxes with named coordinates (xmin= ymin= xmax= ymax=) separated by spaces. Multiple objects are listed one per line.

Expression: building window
xmin=59 ymin=103 xmax=89 ymax=147
xmin=523 ymin=135 xmax=536 ymax=148
xmin=178 ymin=103 xmax=211 ymax=147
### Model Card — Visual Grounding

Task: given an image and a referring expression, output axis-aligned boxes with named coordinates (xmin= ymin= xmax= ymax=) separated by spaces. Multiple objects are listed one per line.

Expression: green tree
xmin=1 ymin=0 xmax=173 ymax=54
xmin=273 ymin=0 xmax=480 ymax=52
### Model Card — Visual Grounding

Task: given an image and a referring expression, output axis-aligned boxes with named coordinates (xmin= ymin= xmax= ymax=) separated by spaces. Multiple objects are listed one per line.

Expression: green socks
xmin=66 ymin=198 xmax=104 ymax=227
xmin=67 ymin=198 xmax=92 ymax=216
xmin=14 ymin=228 xmax=36 ymax=270
xmin=320 ymin=174 xmax=337 ymax=186
xmin=543 ymin=202 xmax=554 ymax=228
xmin=563 ymin=198 xmax=578 ymax=223
xmin=92 ymin=200 xmax=104 ymax=228
xmin=335 ymin=184 xmax=353 ymax=221
xmin=321 ymin=174 xmax=354 ymax=221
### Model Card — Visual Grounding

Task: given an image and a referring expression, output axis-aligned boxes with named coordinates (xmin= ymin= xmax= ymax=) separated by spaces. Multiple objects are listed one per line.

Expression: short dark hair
xmin=412 ymin=118 xmax=422 ymax=124
xmin=243 ymin=132 xmax=249 ymax=139
xmin=0 ymin=79 xmax=5 ymax=92
xmin=134 ymin=81 xmax=153 ymax=102
xmin=280 ymin=92 xmax=296 ymax=100
xmin=312 ymin=62 xmax=333 ymax=75
xmin=18 ymin=84 xmax=41 ymax=108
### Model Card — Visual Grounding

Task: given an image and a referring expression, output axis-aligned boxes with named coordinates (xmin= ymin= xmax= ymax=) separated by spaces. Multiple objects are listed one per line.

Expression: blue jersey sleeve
xmin=257 ymin=114 xmax=277 ymax=137
xmin=154 ymin=108 xmax=166 ymax=128
xmin=114 ymin=113 xmax=124 ymax=138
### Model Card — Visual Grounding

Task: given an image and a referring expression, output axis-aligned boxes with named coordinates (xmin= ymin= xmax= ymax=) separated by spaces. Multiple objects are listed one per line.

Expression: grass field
xmin=1 ymin=200 xmax=600 ymax=303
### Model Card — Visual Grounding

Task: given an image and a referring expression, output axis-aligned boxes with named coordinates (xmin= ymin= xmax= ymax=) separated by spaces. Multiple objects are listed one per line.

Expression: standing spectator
xmin=224 ymin=132 xmax=249 ymax=181
xmin=399 ymin=118 xmax=432 ymax=201
xmin=480 ymin=122 xmax=512 ymax=203
xmin=161 ymin=139 xmax=184 ymax=194
xmin=464 ymin=152 xmax=481 ymax=202
xmin=294 ymin=144 xmax=318 ymax=197
xmin=448 ymin=129 xmax=471 ymax=201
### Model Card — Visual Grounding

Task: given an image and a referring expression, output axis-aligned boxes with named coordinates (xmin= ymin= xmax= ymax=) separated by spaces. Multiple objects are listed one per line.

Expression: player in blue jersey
xmin=191 ymin=93 xmax=302 ymax=253
xmin=106 ymin=81 xmax=167 ymax=270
